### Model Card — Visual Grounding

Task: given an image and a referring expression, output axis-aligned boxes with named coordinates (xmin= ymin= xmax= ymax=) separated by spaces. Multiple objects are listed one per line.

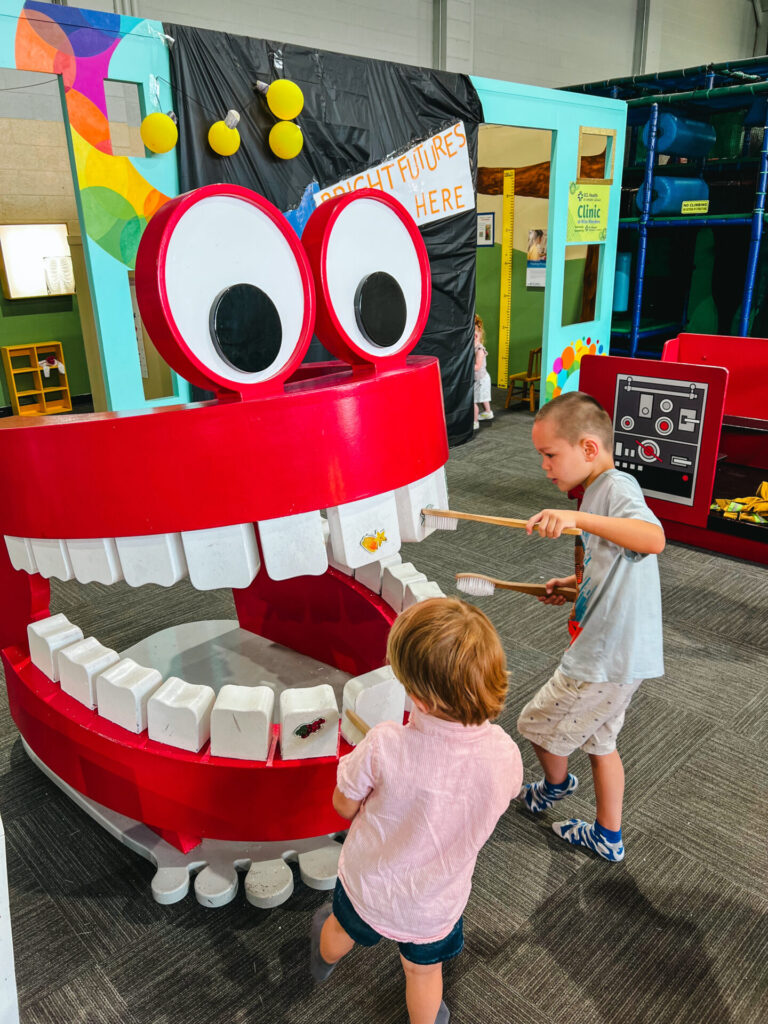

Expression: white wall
xmin=8 ymin=1 xmax=765 ymax=94
xmin=655 ymin=0 xmax=757 ymax=71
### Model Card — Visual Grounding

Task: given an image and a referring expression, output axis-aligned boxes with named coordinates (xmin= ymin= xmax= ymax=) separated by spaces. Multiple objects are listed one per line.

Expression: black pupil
xmin=209 ymin=283 xmax=282 ymax=373
xmin=354 ymin=272 xmax=407 ymax=348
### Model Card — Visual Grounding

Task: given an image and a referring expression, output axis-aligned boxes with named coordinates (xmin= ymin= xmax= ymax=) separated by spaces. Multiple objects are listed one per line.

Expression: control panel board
xmin=613 ymin=374 xmax=708 ymax=506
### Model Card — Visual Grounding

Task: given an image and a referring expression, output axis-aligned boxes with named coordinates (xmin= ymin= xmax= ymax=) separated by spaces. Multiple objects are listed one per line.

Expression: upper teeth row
xmin=5 ymin=468 xmax=448 ymax=590
xmin=27 ymin=615 xmax=425 ymax=762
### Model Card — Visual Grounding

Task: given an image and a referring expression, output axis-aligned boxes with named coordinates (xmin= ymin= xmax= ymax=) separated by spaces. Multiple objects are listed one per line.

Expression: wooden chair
xmin=505 ymin=347 xmax=542 ymax=412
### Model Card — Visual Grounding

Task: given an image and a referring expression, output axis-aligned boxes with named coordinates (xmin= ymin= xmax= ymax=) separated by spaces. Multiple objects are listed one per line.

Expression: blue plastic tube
xmin=642 ymin=112 xmax=716 ymax=157
xmin=635 ymin=176 xmax=709 ymax=215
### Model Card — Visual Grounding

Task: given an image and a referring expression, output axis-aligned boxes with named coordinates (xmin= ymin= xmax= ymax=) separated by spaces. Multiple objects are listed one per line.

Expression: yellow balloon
xmin=269 ymin=121 xmax=303 ymax=160
xmin=140 ymin=112 xmax=178 ymax=154
xmin=208 ymin=120 xmax=241 ymax=156
xmin=266 ymin=80 xmax=304 ymax=121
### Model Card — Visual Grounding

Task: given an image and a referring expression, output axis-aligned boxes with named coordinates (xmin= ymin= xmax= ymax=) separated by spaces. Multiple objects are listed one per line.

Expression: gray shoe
xmin=435 ymin=1001 xmax=451 ymax=1023
xmin=310 ymin=904 xmax=337 ymax=982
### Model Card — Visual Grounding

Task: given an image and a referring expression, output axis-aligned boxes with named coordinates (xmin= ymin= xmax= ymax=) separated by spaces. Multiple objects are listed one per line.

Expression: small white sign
xmin=315 ymin=122 xmax=475 ymax=226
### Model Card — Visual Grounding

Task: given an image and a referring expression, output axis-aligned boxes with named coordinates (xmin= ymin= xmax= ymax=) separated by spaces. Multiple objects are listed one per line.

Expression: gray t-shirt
xmin=560 ymin=469 xmax=664 ymax=685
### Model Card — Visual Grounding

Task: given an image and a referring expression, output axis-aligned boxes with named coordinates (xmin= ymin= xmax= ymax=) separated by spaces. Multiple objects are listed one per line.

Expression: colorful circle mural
xmin=545 ymin=337 xmax=604 ymax=400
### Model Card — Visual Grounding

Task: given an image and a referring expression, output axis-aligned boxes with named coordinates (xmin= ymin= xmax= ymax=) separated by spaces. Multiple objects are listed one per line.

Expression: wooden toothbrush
xmin=422 ymin=508 xmax=582 ymax=536
xmin=455 ymin=573 xmax=578 ymax=600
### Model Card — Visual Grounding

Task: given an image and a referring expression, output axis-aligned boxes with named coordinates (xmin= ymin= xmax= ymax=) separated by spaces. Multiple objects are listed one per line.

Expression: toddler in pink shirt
xmin=310 ymin=598 xmax=523 ymax=1024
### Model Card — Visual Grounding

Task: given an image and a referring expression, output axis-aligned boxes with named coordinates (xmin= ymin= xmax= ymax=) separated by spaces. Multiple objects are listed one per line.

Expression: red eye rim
xmin=135 ymin=184 xmax=316 ymax=399
xmin=301 ymin=189 xmax=431 ymax=368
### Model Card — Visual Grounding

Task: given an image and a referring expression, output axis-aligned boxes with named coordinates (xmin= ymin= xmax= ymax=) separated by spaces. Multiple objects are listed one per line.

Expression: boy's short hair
xmin=535 ymin=391 xmax=613 ymax=450
xmin=386 ymin=597 xmax=508 ymax=727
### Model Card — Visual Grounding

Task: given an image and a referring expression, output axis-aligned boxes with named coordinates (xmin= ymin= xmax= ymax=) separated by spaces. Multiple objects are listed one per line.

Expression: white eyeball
xmin=302 ymin=189 xmax=431 ymax=366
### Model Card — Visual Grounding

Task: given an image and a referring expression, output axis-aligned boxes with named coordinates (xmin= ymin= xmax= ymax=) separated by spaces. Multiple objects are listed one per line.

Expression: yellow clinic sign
xmin=567 ymin=182 xmax=610 ymax=243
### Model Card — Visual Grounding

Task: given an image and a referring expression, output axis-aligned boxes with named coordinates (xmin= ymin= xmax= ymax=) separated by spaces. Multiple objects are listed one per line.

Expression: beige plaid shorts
xmin=517 ymin=666 xmax=642 ymax=757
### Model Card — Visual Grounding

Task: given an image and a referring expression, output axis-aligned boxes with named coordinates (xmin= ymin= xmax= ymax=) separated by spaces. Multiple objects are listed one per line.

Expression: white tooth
xmin=381 ymin=563 xmax=428 ymax=613
xmin=258 ymin=511 xmax=328 ymax=581
xmin=210 ymin=684 xmax=274 ymax=761
xmin=181 ymin=523 xmax=260 ymax=591
xmin=341 ymin=666 xmax=406 ymax=746
xmin=27 ymin=614 xmax=83 ymax=682
xmin=326 ymin=535 xmax=354 ymax=576
xmin=326 ymin=492 xmax=401 ymax=570
xmin=395 ymin=467 xmax=449 ymax=542
xmin=279 ymin=684 xmax=339 ymax=760
xmin=29 ymin=539 xmax=74 ymax=581
xmin=354 ymin=553 xmax=403 ymax=595
xmin=4 ymin=536 xmax=37 ymax=574
xmin=115 ymin=533 xmax=187 ymax=587
xmin=66 ymin=538 xmax=124 ymax=585
xmin=402 ymin=580 xmax=446 ymax=610
xmin=57 ymin=637 xmax=119 ymax=709
xmin=96 ymin=658 xmax=163 ymax=734
xmin=147 ymin=677 xmax=215 ymax=753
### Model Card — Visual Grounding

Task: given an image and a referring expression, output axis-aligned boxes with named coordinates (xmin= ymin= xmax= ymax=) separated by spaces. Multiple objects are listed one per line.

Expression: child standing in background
xmin=473 ymin=313 xmax=493 ymax=430
xmin=518 ymin=392 xmax=665 ymax=862
xmin=310 ymin=598 xmax=523 ymax=1024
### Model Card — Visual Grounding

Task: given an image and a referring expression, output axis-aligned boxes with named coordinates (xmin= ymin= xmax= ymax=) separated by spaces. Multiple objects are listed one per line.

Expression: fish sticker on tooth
xmin=294 ymin=717 xmax=326 ymax=739
xmin=360 ymin=529 xmax=387 ymax=554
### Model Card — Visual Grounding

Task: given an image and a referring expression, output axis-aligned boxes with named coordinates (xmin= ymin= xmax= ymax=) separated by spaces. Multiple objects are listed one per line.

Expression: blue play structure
xmin=569 ymin=56 xmax=768 ymax=356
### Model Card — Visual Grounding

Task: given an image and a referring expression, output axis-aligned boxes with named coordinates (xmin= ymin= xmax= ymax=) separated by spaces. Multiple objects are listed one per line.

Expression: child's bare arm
xmin=333 ymin=786 xmax=362 ymax=821
xmin=527 ymin=509 xmax=665 ymax=554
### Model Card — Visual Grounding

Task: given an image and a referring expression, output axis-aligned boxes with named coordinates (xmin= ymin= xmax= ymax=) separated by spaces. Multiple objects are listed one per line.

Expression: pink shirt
xmin=336 ymin=708 xmax=523 ymax=943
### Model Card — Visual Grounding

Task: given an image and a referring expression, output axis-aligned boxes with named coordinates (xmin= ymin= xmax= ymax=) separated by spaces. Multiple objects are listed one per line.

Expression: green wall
xmin=0 ymin=291 xmax=89 ymax=407
xmin=476 ymin=245 xmax=587 ymax=386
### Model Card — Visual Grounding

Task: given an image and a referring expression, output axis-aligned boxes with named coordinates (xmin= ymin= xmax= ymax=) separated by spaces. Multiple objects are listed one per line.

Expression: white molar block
xmin=5 ymin=536 xmax=37 ymax=574
xmin=326 ymin=492 xmax=401 ymax=570
xmin=258 ymin=511 xmax=328 ymax=581
xmin=58 ymin=637 xmax=119 ymax=709
xmin=382 ymin=563 xmax=428 ymax=613
xmin=402 ymin=580 xmax=446 ymax=610
xmin=66 ymin=538 xmax=123 ymax=585
xmin=354 ymin=553 xmax=403 ymax=595
xmin=27 ymin=614 xmax=83 ymax=682
xmin=29 ymin=539 xmax=74 ymax=581
xmin=395 ymin=467 xmax=449 ymax=542
xmin=148 ymin=677 xmax=215 ymax=753
xmin=279 ymin=684 xmax=339 ymax=761
xmin=96 ymin=658 xmax=163 ymax=734
xmin=115 ymin=533 xmax=187 ymax=588
xmin=181 ymin=523 xmax=260 ymax=591
xmin=210 ymin=684 xmax=274 ymax=761
xmin=341 ymin=666 xmax=406 ymax=745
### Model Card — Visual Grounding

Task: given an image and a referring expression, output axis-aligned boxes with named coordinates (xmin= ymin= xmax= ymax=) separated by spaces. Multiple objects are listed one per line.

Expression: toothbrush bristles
xmin=455 ymin=574 xmax=496 ymax=597
xmin=421 ymin=511 xmax=459 ymax=531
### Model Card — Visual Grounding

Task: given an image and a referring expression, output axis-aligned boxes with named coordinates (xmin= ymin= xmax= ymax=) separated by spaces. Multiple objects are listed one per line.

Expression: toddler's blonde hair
xmin=387 ymin=597 xmax=508 ymax=727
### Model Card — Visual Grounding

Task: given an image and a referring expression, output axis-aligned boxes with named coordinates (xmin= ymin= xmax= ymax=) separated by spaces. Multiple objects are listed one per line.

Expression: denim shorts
xmin=332 ymin=880 xmax=464 ymax=965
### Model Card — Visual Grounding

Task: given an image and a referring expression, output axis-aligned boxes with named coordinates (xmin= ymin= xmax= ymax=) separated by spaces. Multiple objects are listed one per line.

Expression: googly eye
xmin=136 ymin=184 xmax=315 ymax=396
xmin=301 ymin=189 xmax=430 ymax=366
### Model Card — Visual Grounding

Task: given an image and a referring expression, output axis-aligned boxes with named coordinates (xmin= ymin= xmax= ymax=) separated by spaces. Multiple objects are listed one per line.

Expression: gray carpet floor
xmin=1 ymin=391 xmax=766 ymax=1024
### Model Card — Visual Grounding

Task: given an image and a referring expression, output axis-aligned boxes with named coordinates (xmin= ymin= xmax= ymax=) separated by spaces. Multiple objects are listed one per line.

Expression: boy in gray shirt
xmin=517 ymin=392 xmax=665 ymax=861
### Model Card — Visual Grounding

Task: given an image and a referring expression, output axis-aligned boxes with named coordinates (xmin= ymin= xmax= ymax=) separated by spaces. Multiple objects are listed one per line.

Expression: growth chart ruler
xmin=496 ymin=169 xmax=515 ymax=386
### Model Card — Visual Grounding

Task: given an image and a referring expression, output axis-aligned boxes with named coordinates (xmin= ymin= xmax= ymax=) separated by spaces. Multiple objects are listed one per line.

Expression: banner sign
xmin=567 ymin=182 xmax=610 ymax=244
xmin=315 ymin=122 xmax=475 ymax=226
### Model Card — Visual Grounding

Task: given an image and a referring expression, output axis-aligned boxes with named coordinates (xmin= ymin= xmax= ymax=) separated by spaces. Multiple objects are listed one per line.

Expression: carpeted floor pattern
xmin=1 ymin=391 xmax=766 ymax=1024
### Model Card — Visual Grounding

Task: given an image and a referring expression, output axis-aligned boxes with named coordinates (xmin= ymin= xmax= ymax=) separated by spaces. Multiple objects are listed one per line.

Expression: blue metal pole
xmin=630 ymin=103 xmax=658 ymax=356
xmin=620 ymin=216 xmax=753 ymax=229
xmin=738 ymin=107 xmax=768 ymax=335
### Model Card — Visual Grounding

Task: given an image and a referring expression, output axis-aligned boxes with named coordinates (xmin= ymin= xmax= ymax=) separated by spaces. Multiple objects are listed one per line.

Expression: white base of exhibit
xmin=22 ymin=741 xmax=342 ymax=909
xmin=0 ymin=814 xmax=20 ymax=1024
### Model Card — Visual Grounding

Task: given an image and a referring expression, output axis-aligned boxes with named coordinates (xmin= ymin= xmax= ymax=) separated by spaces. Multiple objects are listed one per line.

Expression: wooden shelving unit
xmin=1 ymin=342 xmax=72 ymax=416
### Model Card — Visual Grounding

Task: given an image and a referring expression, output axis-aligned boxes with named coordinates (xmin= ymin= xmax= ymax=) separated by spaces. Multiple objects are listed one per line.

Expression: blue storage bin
xmin=613 ymin=252 xmax=631 ymax=312
xmin=643 ymin=113 xmax=716 ymax=157
xmin=635 ymin=176 xmax=709 ymax=215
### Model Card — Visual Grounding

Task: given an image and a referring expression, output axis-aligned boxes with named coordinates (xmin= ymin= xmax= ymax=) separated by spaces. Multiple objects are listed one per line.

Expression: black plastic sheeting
xmin=165 ymin=23 xmax=483 ymax=444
